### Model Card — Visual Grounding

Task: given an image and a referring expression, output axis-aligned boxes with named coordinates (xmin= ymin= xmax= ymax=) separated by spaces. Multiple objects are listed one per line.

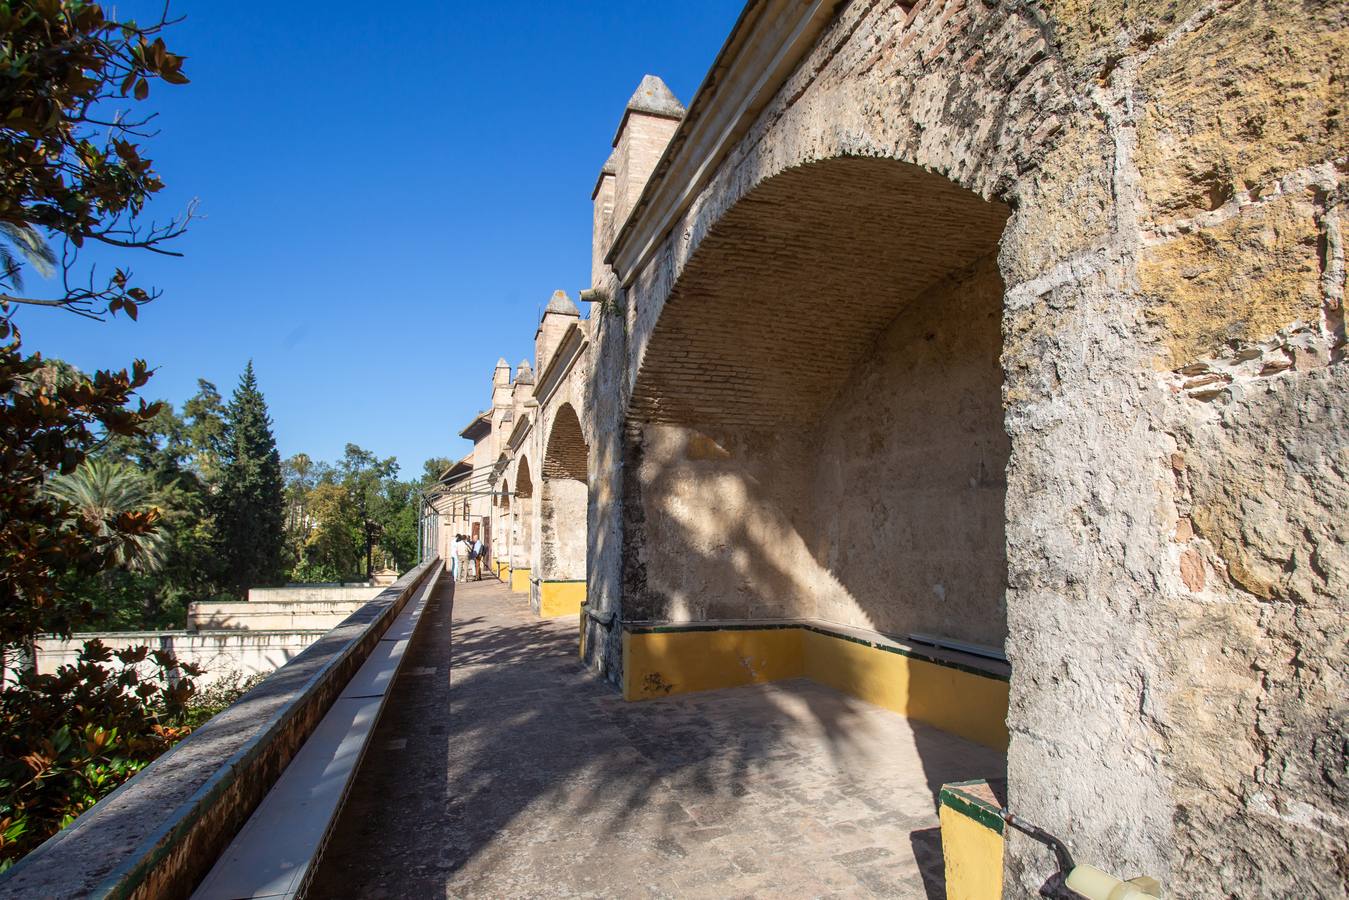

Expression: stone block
xmin=1139 ymin=191 xmax=1323 ymax=367
xmin=1135 ymin=0 xmax=1347 ymax=221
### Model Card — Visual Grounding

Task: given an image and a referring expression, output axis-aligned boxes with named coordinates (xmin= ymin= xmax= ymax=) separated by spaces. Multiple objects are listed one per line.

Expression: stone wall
xmin=2 ymin=562 xmax=441 ymax=899
xmin=585 ymin=0 xmax=1346 ymax=894
xmin=245 ymin=585 xmax=379 ymax=605
xmin=35 ymin=629 xmax=328 ymax=687
xmin=812 ymin=256 xmax=1008 ymax=649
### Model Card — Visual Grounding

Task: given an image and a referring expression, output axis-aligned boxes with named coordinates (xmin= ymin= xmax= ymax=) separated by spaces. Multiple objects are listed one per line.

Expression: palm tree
xmin=45 ymin=459 xmax=167 ymax=573
xmin=0 ymin=221 xmax=56 ymax=291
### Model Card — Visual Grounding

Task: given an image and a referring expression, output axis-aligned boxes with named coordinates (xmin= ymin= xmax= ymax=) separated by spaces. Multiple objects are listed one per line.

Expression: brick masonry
xmin=440 ymin=0 xmax=1345 ymax=895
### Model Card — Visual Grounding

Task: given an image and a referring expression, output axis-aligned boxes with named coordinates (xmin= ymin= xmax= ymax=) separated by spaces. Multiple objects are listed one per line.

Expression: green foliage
xmin=0 ymin=0 xmax=191 ymax=319
xmin=0 ymin=321 xmax=161 ymax=646
xmin=0 ymin=640 xmax=200 ymax=871
xmin=420 ymin=457 xmax=453 ymax=487
xmin=45 ymin=458 xmax=166 ymax=572
xmin=181 ymin=380 xmax=225 ymax=482
xmin=0 ymin=0 xmax=204 ymax=872
xmin=181 ymin=669 xmax=265 ymax=730
xmin=284 ymin=447 xmax=436 ymax=581
xmin=213 ymin=362 xmax=285 ymax=597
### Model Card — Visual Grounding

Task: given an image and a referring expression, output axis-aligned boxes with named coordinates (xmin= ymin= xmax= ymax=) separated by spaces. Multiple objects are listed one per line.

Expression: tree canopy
xmin=213 ymin=362 xmax=285 ymax=597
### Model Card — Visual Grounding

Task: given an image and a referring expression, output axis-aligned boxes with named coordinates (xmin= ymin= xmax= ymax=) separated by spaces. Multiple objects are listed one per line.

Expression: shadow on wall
xmin=625 ymin=255 xmax=1009 ymax=651
xmin=311 ymin=581 xmax=1003 ymax=897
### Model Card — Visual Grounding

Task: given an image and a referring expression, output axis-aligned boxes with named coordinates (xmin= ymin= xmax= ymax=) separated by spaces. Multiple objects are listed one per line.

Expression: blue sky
xmin=13 ymin=1 xmax=743 ymax=477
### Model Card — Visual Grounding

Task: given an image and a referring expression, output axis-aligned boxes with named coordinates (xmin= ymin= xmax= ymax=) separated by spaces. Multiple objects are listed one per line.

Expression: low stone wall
xmin=0 ymin=559 xmax=440 ymax=900
xmin=34 ymin=630 xmax=331 ymax=687
xmin=245 ymin=585 xmax=379 ymax=604
xmin=187 ymin=599 xmax=367 ymax=633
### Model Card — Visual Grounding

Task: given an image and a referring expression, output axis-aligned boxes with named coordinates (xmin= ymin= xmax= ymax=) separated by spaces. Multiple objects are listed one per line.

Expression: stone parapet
xmin=0 ymin=559 xmax=441 ymax=900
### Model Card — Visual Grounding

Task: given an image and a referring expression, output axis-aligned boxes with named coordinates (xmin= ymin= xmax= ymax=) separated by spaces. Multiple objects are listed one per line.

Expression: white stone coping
xmin=191 ymin=566 xmax=439 ymax=899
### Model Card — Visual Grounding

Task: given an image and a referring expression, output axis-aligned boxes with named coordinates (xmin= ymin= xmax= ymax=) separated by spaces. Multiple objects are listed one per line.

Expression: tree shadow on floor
xmin=309 ymin=578 xmax=1003 ymax=898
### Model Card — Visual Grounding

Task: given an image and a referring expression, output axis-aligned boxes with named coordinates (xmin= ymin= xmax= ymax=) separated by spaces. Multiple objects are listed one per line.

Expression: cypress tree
xmin=214 ymin=361 xmax=286 ymax=596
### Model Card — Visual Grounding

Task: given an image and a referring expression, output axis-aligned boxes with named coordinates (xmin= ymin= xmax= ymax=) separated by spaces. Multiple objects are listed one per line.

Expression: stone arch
xmin=537 ymin=404 xmax=590 ymax=617
xmin=628 ymin=156 xmax=1010 ymax=426
xmin=509 ymin=456 xmax=535 ymax=590
xmin=543 ymin=403 xmax=589 ymax=481
xmin=622 ymin=152 xmax=1013 ymax=654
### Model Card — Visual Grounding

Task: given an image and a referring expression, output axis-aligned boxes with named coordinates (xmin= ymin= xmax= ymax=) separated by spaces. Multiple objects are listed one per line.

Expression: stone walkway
xmin=309 ymin=576 xmax=1005 ymax=899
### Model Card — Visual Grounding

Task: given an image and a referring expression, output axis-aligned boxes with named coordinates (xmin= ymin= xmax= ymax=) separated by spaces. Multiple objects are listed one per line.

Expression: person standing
xmin=472 ymin=536 xmax=485 ymax=581
xmin=455 ymin=534 xmax=471 ymax=583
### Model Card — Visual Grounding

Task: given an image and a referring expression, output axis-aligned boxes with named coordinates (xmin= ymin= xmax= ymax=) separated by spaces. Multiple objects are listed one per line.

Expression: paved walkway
xmin=310 ymin=576 xmax=1004 ymax=899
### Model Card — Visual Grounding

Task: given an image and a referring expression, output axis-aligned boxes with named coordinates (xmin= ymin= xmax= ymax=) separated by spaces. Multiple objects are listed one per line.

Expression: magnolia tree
xmin=0 ymin=1 xmax=197 ymax=869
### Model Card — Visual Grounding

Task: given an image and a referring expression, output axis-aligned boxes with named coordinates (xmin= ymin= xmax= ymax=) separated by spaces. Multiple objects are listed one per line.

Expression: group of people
xmin=451 ymin=533 xmax=488 ymax=583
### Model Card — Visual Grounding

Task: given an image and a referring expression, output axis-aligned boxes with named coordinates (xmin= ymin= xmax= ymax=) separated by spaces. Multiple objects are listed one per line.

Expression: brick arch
xmin=514 ymin=456 xmax=533 ymax=500
xmin=498 ymin=477 xmax=510 ymax=511
xmin=543 ymin=403 xmax=589 ymax=482
xmin=628 ymin=156 xmax=1011 ymax=427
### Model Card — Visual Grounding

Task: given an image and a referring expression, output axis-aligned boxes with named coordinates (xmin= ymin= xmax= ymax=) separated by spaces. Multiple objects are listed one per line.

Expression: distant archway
xmin=509 ymin=456 xmax=535 ymax=594
xmin=538 ymin=405 xmax=590 ymax=617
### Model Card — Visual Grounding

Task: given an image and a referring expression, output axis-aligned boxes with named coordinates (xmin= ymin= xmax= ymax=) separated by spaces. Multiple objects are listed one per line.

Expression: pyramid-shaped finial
xmin=544 ymin=290 xmax=580 ymax=317
xmin=626 ymin=75 xmax=684 ymax=118
xmin=612 ymin=75 xmax=685 ymax=146
xmin=515 ymin=359 xmax=535 ymax=385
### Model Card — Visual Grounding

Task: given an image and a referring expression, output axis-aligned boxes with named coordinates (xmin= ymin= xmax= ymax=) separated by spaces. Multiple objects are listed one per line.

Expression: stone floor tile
xmin=309 ymin=577 xmax=1004 ymax=898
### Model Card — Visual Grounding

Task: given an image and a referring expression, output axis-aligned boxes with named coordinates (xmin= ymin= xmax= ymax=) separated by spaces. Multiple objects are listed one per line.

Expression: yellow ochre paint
xmin=622 ymin=628 xmax=804 ymax=700
xmin=940 ymin=802 xmax=1005 ymax=900
xmin=510 ymin=567 xmax=531 ymax=594
xmin=802 ymin=630 xmax=1009 ymax=750
xmin=621 ymin=626 xmax=1009 ymax=751
xmin=539 ymin=581 xmax=586 ymax=618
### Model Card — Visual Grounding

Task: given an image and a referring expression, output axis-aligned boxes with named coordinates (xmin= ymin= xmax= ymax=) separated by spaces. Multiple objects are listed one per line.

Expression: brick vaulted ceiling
xmin=543 ymin=403 xmax=589 ymax=482
xmin=627 ymin=156 xmax=1011 ymax=427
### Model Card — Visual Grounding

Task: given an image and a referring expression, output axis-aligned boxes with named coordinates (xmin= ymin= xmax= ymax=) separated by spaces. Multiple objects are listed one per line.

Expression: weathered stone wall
xmin=623 ymin=422 xmax=818 ymax=622
xmin=35 ymin=629 xmax=329 ymax=687
xmin=812 ymin=256 xmax=1008 ymax=649
xmin=586 ymin=0 xmax=1346 ymax=895
xmin=540 ymin=478 xmax=587 ymax=580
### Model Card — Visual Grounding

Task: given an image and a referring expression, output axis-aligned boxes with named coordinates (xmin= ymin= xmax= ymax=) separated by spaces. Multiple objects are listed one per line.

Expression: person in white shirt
xmin=454 ymin=534 xmax=471 ymax=583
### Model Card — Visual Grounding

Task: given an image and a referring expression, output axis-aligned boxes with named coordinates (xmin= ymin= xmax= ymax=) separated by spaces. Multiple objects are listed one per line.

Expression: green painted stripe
xmin=622 ymin=620 xmax=1009 ymax=682
xmin=940 ymin=784 xmax=1005 ymax=834
xmin=540 ymin=579 xmax=587 ymax=584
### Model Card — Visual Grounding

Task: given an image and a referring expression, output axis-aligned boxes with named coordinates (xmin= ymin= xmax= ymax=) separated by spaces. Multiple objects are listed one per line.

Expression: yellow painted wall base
xmin=495 ymin=560 xmax=508 ymax=579
xmin=939 ymin=782 xmax=1006 ymax=900
xmin=623 ymin=628 xmax=804 ymax=700
xmin=622 ymin=625 xmax=1009 ymax=750
xmin=510 ymin=567 xmax=530 ymax=593
xmin=539 ymin=581 xmax=586 ymax=618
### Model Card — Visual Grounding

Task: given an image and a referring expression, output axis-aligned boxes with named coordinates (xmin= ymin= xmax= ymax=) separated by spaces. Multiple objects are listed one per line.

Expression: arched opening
xmin=509 ymin=457 xmax=534 ymax=595
xmin=538 ymin=403 xmax=590 ymax=617
xmin=622 ymin=155 xmax=1012 ymax=751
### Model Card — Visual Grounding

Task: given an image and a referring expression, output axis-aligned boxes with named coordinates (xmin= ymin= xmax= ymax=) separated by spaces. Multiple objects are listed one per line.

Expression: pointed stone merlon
xmin=514 ymin=359 xmax=535 ymax=388
xmin=536 ymin=291 xmax=580 ymax=374
xmin=591 ymin=149 xmax=618 ymax=287
xmin=593 ymin=75 xmax=685 ymax=284
xmin=491 ymin=356 xmax=513 ymax=412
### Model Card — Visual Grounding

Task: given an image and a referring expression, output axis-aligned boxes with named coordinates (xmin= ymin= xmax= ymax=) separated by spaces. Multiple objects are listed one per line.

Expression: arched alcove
xmin=624 ymin=155 xmax=1012 ymax=651
xmin=538 ymin=404 xmax=590 ymax=617
xmin=510 ymin=457 xmax=535 ymax=593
